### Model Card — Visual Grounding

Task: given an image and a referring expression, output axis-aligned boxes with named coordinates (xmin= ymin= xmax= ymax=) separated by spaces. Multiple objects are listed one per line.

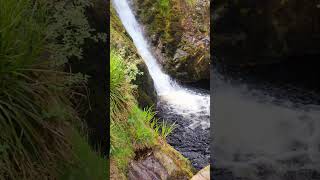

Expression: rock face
xmin=128 ymin=144 xmax=194 ymax=180
xmin=134 ymin=62 xmax=157 ymax=108
xmin=131 ymin=0 xmax=210 ymax=82
xmin=191 ymin=166 xmax=210 ymax=180
xmin=213 ymin=0 xmax=320 ymax=65
xmin=128 ymin=154 xmax=169 ymax=180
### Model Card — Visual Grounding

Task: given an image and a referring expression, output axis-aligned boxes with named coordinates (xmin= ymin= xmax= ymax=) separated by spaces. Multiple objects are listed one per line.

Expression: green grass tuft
xmin=0 ymin=0 xmax=101 ymax=179
xmin=110 ymin=50 xmax=135 ymax=122
xmin=160 ymin=120 xmax=176 ymax=138
xmin=129 ymin=106 xmax=157 ymax=146
xmin=58 ymin=129 xmax=108 ymax=180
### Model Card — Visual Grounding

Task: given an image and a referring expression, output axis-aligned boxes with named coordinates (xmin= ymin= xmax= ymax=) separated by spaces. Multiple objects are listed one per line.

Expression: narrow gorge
xmin=110 ymin=0 xmax=210 ymax=179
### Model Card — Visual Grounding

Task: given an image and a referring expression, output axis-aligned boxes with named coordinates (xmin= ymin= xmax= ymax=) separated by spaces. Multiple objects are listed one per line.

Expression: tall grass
xmin=159 ymin=0 xmax=170 ymax=16
xmin=58 ymin=129 xmax=108 ymax=180
xmin=138 ymin=106 xmax=176 ymax=139
xmin=128 ymin=106 xmax=157 ymax=147
xmin=110 ymin=50 xmax=135 ymax=122
xmin=0 ymin=0 xmax=93 ymax=179
xmin=110 ymin=49 xmax=136 ymax=173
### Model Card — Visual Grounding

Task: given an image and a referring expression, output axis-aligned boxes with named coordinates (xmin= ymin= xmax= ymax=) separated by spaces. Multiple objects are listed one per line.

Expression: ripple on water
xmin=212 ymin=74 xmax=320 ymax=180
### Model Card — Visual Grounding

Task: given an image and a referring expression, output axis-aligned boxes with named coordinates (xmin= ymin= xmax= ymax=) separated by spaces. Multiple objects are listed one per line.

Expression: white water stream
xmin=112 ymin=0 xmax=210 ymax=129
xmin=213 ymin=73 xmax=320 ymax=179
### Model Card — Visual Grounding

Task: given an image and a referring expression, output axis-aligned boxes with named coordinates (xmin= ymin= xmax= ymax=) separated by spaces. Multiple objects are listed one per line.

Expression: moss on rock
xmin=131 ymin=0 xmax=210 ymax=82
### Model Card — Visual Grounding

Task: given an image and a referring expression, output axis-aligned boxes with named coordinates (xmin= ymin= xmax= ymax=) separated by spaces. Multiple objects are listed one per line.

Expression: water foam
xmin=213 ymin=73 xmax=320 ymax=179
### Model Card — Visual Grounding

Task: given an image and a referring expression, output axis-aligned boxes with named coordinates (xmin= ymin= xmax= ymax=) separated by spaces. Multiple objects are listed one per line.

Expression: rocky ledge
xmin=131 ymin=0 xmax=210 ymax=83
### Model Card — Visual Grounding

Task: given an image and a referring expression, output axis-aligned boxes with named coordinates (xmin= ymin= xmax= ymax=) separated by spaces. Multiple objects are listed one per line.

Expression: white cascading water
xmin=112 ymin=0 xmax=210 ymax=129
xmin=213 ymin=73 xmax=320 ymax=179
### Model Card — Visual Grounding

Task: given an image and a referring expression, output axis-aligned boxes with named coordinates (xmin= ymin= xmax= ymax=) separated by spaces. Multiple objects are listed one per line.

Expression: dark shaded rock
xmin=213 ymin=0 xmax=320 ymax=65
xmin=135 ymin=62 xmax=157 ymax=109
xmin=214 ymin=57 xmax=320 ymax=101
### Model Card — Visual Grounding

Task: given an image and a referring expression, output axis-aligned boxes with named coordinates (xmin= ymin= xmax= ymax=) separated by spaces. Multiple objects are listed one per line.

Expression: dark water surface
xmin=212 ymin=61 xmax=320 ymax=180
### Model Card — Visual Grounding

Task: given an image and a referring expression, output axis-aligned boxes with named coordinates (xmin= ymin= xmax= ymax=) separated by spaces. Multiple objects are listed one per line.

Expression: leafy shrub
xmin=45 ymin=0 xmax=105 ymax=66
xmin=0 ymin=0 xmax=98 ymax=179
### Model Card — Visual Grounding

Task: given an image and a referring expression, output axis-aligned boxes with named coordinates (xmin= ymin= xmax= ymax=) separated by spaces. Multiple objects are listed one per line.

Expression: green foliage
xmin=160 ymin=121 xmax=176 ymax=138
xmin=159 ymin=0 xmax=170 ymax=15
xmin=130 ymin=106 xmax=176 ymax=141
xmin=45 ymin=0 xmax=105 ymax=66
xmin=140 ymin=106 xmax=176 ymax=139
xmin=0 ymin=0 xmax=98 ymax=179
xmin=109 ymin=47 xmax=175 ymax=174
xmin=110 ymin=7 xmax=143 ymax=87
xmin=0 ymin=0 xmax=46 ymax=71
xmin=59 ymin=129 xmax=108 ymax=180
xmin=110 ymin=50 xmax=135 ymax=121
xmin=128 ymin=106 xmax=157 ymax=146
xmin=185 ymin=0 xmax=196 ymax=6
xmin=110 ymin=49 xmax=136 ymax=172
xmin=110 ymin=121 xmax=134 ymax=171
xmin=134 ymin=0 xmax=183 ymax=56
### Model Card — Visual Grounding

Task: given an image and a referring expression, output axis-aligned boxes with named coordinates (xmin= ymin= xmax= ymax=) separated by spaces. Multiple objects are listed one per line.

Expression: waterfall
xmin=213 ymin=71 xmax=320 ymax=178
xmin=112 ymin=0 xmax=210 ymax=130
xmin=112 ymin=0 xmax=175 ymax=95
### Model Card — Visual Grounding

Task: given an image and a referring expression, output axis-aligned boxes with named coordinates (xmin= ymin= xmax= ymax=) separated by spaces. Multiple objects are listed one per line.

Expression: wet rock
xmin=135 ymin=62 xmax=157 ymax=108
xmin=213 ymin=0 xmax=320 ymax=65
xmin=157 ymin=92 xmax=210 ymax=170
xmin=191 ymin=165 xmax=210 ymax=180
